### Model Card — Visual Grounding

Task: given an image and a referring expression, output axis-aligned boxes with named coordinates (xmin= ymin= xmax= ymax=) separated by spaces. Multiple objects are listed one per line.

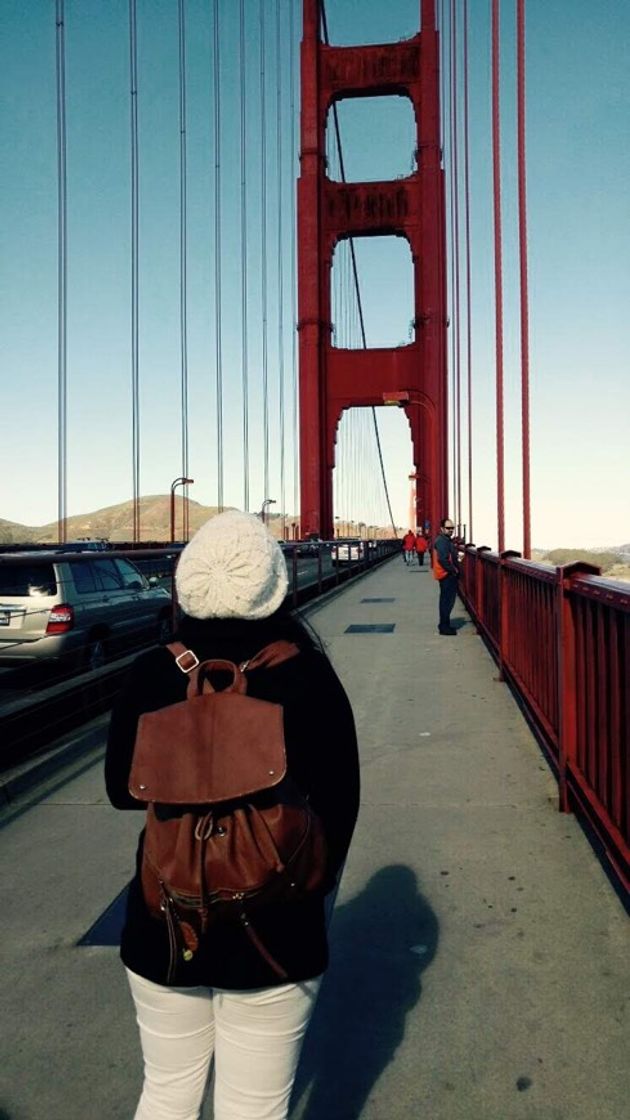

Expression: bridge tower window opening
xmin=330 ymin=235 xmax=415 ymax=351
xmin=333 ymin=405 xmax=414 ymax=537
xmin=325 ymin=95 xmax=418 ymax=183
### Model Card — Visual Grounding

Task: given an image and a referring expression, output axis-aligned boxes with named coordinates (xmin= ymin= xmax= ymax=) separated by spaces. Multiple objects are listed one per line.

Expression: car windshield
xmin=0 ymin=563 xmax=57 ymax=597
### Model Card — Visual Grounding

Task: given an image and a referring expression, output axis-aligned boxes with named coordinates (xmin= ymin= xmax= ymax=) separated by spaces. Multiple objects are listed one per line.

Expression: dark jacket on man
xmin=433 ymin=531 xmax=460 ymax=577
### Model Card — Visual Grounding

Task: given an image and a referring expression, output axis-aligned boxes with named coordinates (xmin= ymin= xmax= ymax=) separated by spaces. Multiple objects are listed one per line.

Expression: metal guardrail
xmin=459 ymin=546 xmax=630 ymax=895
xmin=1 ymin=539 xmax=400 ymax=768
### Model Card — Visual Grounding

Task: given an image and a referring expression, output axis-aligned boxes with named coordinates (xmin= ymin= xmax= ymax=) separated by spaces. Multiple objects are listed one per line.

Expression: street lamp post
xmin=170 ymin=476 xmax=194 ymax=543
xmin=260 ymin=498 xmax=276 ymax=525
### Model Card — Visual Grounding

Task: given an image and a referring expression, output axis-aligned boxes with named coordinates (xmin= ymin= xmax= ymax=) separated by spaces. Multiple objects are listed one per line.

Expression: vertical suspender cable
xmin=517 ymin=0 xmax=531 ymax=558
xmin=276 ymin=0 xmax=286 ymax=537
xmin=438 ymin=0 xmax=445 ymax=152
xmin=451 ymin=0 xmax=462 ymax=534
xmin=289 ymin=0 xmax=299 ymax=530
xmin=259 ymin=0 xmax=269 ymax=504
xmin=213 ymin=0 xmax=224 ymax=511
xmin=55 ymin=0 xmax=67 ymax=545
xmin=239 ymin=0 xmax=249 ymax=511
xmin=492 ymin=0 xmax=505 ymax=554
xmin=463 ymin=0 xmax=473 ymax=543
xmin=129 ymin=0 xmax=140 ymax=542
xmin=447 ymin=3 xmax=457 ymax=521
xmin=178 ymin=0 xmax=189 ymax=540
xmin=438 ymin=2 xmax=450 ymax=528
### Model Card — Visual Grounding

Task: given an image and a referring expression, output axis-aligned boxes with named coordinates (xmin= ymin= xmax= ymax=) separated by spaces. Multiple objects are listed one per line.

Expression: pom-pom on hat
xmin=175 ymin=510 xmax=288 ymax=621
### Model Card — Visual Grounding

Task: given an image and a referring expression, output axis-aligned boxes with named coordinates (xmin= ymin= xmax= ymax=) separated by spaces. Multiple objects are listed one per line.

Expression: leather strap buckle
xmin=175 ymin=649 xmax=200 ymax=674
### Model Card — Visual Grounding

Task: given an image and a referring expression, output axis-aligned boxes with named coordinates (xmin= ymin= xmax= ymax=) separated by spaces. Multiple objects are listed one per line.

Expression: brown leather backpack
xmin=129 ymin=640 xmax=327 ymax=982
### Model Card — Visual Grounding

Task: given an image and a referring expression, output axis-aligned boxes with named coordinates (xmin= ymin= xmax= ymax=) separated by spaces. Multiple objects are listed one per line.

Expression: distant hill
xmin=0 ymin=496 xmax=291 ymax=545
xmin=0 ymin=517 xmax=40 ymax=545
xmin=535 ymin=547 xmax=630 ymax=583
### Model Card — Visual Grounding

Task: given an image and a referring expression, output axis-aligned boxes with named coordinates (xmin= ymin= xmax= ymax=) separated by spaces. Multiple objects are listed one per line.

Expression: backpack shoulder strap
xmin=164 ymin=640 xmax=300 ymax=693
xmin=166 ymin=641 xmax=209 ymax=697
xmin=241 ymin=640 xmax=300 ymax=673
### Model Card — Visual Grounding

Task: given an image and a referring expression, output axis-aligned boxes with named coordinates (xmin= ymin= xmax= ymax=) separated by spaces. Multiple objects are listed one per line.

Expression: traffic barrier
xmin=0 ymin=540 xmax=399 ymax=771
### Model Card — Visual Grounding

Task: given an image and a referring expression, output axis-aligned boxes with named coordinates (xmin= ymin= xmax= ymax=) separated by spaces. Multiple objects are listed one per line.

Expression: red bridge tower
xmin=297 ymin=0 xmax=447 ymax=539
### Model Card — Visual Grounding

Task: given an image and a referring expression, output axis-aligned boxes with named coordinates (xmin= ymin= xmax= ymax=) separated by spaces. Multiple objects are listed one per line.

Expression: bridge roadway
xmin=1 ymin=557 xmax=628 ymax=1120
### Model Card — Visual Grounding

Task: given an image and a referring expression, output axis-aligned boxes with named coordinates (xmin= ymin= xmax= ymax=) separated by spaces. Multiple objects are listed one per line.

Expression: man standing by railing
xmin=433 ymin=519 xmax=460 ymax=635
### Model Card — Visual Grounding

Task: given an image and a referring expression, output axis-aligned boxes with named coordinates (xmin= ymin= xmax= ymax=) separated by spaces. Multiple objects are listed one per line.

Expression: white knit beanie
xmin=175 ymin=510 xmax=288 ymax=620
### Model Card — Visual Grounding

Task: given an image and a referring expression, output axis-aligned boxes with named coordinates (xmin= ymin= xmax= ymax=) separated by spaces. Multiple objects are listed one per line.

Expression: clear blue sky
xmin=1 ymin=0 xmax=628 ymax=549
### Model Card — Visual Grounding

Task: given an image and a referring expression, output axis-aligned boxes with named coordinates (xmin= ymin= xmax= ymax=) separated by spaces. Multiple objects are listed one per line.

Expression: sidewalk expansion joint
xmin=345 ymin=623 xmax=395 ymax=634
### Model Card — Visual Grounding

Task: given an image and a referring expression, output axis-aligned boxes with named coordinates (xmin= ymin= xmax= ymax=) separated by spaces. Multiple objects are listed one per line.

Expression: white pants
xmin=126 ymin=968 xmax=321 ymax=1120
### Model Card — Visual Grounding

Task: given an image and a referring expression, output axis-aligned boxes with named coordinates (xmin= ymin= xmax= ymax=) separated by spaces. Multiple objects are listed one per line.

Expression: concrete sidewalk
xmin=0 ymin=557 xmax=627 ymax=1120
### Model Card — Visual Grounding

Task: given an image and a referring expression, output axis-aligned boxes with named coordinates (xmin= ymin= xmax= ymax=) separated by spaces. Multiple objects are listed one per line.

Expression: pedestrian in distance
xmin=433 ymin=517 xmax=460 ymax=635
xmin=402 ymin=529 xmax=416 ymax=565
xmin=105 ymin=509 xmax=360 ymax=1120
xmin=414 ymin=530 xmax=428 ymax=567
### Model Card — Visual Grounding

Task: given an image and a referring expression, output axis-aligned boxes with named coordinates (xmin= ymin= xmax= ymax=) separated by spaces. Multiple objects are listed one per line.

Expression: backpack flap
xmin=129 ymin=691 xmax=287 ymax=804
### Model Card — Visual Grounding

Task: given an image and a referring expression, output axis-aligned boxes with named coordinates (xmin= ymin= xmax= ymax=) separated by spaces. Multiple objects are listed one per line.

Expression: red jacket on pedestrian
xmin=402 ymin=531 xmax=416 ymax=551
xmin=415 ymin=533 xmax=428 ymax=553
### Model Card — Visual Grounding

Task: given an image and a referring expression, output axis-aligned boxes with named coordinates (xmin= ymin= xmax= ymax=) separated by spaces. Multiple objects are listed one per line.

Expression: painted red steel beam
xmin=463 ymin=0 xmax=473 ymax=543
xmin=297 ymin=0 xmax=448 ymax=540
xmin=517 ymin=0 xmax=531 ymax=559
xmin=450 ymin=0 xmax=462 ymax=534
xmin=491 ymin=0 xmax=505 ymax=555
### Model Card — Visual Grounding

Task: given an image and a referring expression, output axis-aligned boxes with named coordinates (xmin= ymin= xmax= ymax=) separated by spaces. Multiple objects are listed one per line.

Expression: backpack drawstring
xmin=195 ymin=811 xmax=213 ymax=933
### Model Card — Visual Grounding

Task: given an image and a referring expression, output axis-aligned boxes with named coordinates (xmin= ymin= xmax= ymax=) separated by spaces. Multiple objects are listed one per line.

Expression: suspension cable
xmin=451 ymin=0 xmax=462 ymax=534
xmin=178 ymin=0 xmax=189 ymax=539
xmin=443 ymin=1 xmax=452 ymax=519
xmin=276 ymin=0 xmax=286 ymax=537
xmin=55 ymin=0 xmax=67 ymax=545
xmin=213 ymin=0 xmax=223 ymax=512
xmin=439 ymin=0 xmax=446 ymax=157
xmin=517 ymin=0 xmax=531 ymax=558
xmin=320 ymin=1 xmax=397 ymax=537
xmin=129 ymin=0 xmax=140 ymax=542
xmin=259 ymin=0 xmax=269 ymax=504
xmin=239 ymin=0 xmax=249 ymax=511
xmin=463 ymin=0 xmax=473 ymax=543
xmin=289 ymin=0 xmax=298 ymax=531
xmin=492 ymin=0 xmax=505 ymax=554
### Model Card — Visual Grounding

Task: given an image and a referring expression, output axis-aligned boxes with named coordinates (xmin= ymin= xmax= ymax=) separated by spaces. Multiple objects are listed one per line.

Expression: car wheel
xmin=157 ymin=617 xmax=172 ymax=645
xmin=84 ymin=638 xmax=107 ymax=672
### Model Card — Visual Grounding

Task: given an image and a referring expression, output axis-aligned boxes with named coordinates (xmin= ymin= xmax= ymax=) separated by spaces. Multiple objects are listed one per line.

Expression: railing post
xmin=463 ymin=543 xmax=475 ymax=606
xmin=476 ymin=545 xmax=491 ymax=633
xmin=499 ymin=550 xmax=521 ymax=680
xmin=556 ymin=562 xmax=600 ymax=813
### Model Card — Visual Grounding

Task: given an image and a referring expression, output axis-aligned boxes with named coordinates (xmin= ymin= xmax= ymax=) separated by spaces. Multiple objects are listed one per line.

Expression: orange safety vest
xmin=432 ymin=548 xmax=449 ymax=580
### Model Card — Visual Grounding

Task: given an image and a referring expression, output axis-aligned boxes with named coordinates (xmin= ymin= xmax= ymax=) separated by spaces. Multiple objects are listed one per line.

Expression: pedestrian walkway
xmin=0 ymin=557 xmax=627 ymax=1120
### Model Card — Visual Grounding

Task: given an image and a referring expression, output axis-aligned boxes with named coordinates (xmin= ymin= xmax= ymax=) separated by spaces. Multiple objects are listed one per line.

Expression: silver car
xmin=0 ymin=552 xmax=172 ymax=674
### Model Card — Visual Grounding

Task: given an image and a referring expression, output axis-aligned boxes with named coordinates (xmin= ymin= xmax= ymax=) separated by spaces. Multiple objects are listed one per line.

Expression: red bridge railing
xmin=460 ymin=547 xmax=629 ymax=894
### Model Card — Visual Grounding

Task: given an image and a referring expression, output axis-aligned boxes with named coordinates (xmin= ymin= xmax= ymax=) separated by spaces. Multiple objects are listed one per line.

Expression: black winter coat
xmin=105 ymin=615 xmax=360 ymax=989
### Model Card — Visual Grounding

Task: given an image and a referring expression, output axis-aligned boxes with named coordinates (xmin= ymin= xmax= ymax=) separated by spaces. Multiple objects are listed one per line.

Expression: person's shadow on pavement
xmin=290 ymin=865 xmax=439 ymax=1120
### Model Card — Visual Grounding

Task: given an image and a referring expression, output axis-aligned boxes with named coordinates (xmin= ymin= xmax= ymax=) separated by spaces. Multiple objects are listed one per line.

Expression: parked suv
xmin=0 ymin=552 xmax=172 ymax=674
